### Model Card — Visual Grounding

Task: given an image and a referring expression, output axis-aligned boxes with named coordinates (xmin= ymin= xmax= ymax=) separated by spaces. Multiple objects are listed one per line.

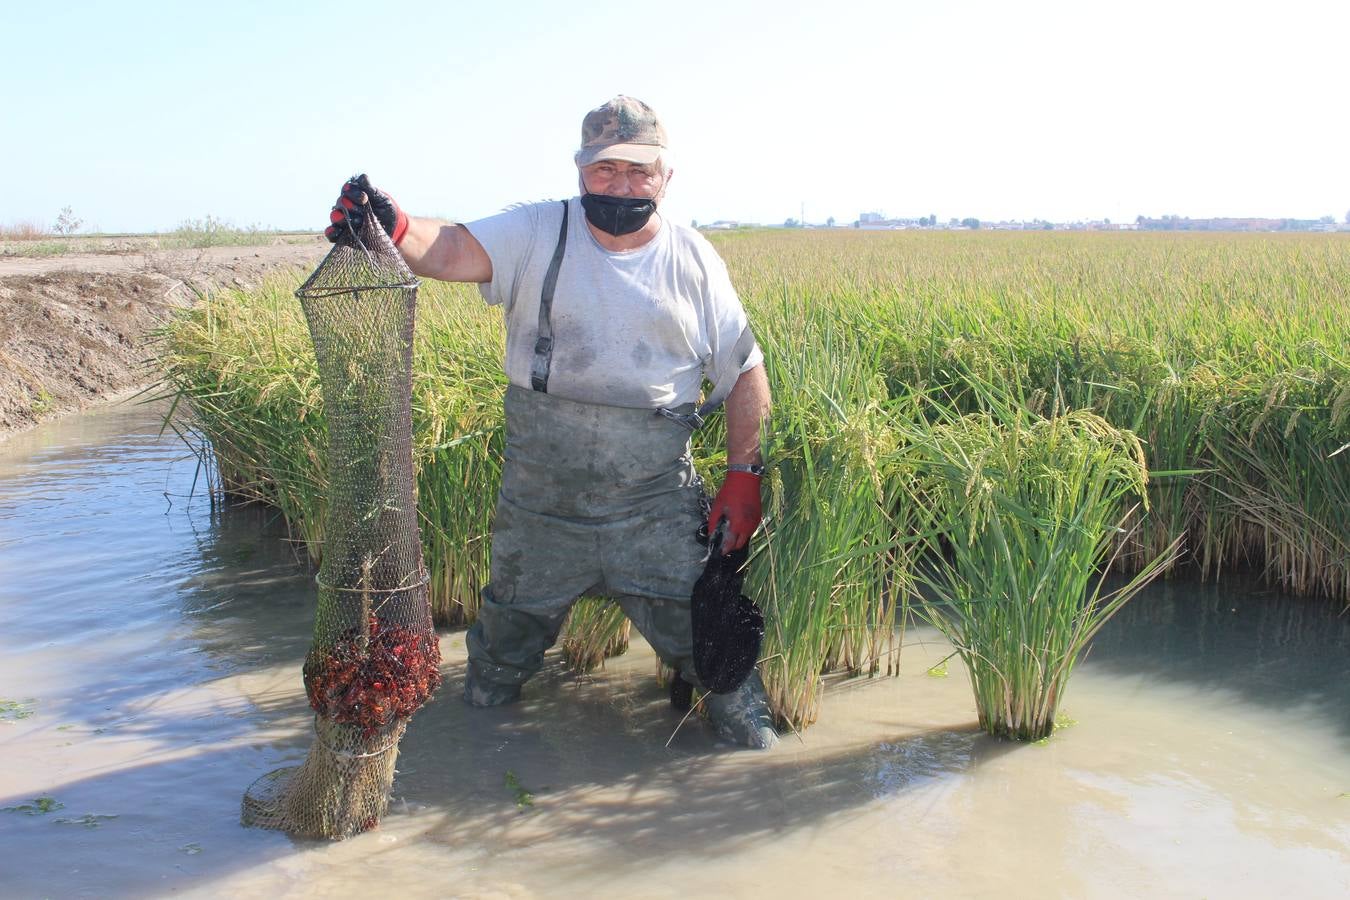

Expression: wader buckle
xmin=655 ymin=407 xmax=705 ymax=431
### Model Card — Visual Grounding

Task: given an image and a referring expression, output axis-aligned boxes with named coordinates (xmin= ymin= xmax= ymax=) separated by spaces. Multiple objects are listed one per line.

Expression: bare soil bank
xmin=0 ymin=238 xmax=327 ymax=440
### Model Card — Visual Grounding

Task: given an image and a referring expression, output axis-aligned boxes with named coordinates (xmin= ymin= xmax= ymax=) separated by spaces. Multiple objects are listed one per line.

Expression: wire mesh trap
xmin=241 ymin=208 xmax=440 ymax=839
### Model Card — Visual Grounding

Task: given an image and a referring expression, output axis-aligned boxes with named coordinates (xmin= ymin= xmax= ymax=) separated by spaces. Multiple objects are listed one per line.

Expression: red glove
xmin=325 ymin=174 xmax=408 ymax=245
xmin=707 ymin=471 xmax=762 ymax=553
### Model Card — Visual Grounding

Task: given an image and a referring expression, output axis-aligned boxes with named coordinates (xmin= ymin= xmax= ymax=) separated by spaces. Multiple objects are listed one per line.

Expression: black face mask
xmin=580 ymin=193 xmax=657 ymax=236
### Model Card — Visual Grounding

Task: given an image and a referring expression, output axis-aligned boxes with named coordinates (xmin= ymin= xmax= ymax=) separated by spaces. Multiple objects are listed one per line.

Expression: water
xmin=1 ymin=401 xmax=1347 ymax=899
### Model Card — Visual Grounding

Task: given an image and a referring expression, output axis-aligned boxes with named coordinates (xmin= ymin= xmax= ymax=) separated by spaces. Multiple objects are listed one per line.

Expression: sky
xmin=5 ymin=0 xmax=1348 ymax=233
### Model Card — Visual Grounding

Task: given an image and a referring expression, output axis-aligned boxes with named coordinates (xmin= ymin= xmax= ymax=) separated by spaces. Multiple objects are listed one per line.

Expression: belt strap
xmin=530 ymin=200 xmax=569 ymax=393
xmin=655 ymin=324 xmax=759 ymax=430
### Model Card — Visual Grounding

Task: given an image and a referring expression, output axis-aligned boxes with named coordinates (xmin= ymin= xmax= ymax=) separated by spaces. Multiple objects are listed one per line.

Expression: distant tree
xmin=1319 ymin=215 xmax=1335 ymax=225
xmin=961 ymin=217 xmax=981 ymax=229
xmin=783 ymin=217 xmax=800 ymax=228
xmin=691 ymin=219 xmax=699 ymax=229
xmin=948 ymin=217 xmax=959 ymax=227
xmin=826 ymin=216 xmax=836 ymax=227
xmin=1043 ymin=221 xmax=1054 ymax=230
xmin=53 ymin=206 xmax=82 ymax=235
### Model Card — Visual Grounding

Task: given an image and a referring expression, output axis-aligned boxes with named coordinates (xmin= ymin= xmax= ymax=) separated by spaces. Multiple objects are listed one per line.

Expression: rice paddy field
xmin=5 ymin=229 xmax=1349 ymax=896
xmin=158 ymin=228 xmax=1350 ymax=736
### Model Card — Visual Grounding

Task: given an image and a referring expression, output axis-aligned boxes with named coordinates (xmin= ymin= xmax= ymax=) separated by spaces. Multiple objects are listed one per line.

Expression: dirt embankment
xmin=0 ymin=239 xmax=328 ymax=440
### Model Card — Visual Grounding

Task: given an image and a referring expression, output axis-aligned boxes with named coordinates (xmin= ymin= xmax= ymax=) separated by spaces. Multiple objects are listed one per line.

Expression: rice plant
xmin=748 ymin=293 xmax=912 ymax=729
xmin=899 ymin=405 xmax=1181 ymax=740
xmin=560 ymin=598 xmax=632 ymax=673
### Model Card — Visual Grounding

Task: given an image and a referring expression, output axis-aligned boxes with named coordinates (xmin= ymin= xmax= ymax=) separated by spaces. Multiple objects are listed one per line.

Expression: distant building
xmin=1134 ymin=216 xmax=1335 ymax=232
xmin=855 ymin=212 xmax=925 ymax=230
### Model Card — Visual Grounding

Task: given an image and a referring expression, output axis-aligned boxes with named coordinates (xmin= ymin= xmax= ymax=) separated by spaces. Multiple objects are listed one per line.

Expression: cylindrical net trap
xmin=242 ymin=208 xmax=440 ymax=839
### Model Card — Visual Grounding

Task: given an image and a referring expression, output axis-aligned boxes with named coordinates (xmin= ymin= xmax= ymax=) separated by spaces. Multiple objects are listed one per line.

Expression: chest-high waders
xmin=463 ymin=204 xmax=776 ymax=748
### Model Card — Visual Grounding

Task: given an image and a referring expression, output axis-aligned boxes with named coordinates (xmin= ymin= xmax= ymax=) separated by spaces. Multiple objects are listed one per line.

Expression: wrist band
xmin=727 ymin=463 xmax=765 ymax=477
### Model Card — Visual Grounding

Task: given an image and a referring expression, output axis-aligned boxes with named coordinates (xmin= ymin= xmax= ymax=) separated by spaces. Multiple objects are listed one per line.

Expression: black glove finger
xmin=342 ymin=173 xmax=376 ymax=203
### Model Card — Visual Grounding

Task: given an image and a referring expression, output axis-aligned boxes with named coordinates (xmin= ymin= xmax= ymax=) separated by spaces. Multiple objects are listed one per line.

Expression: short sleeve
xmin=700 ymin=246 xmax=764 ymax=391
xmin=462 ymin=203 xmax=543 ymax=309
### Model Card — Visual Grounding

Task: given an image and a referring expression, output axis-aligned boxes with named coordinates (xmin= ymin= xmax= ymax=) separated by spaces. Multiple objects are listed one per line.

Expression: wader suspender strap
xmin=530 ymin=200 xmax=569 ymax=393
xmin=655 ymin=324 xmax=759 ymax=431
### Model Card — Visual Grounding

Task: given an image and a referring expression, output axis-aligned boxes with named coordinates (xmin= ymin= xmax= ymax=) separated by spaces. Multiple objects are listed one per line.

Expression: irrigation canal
xmin=1 ymin=400 xmax=1347 ymax=898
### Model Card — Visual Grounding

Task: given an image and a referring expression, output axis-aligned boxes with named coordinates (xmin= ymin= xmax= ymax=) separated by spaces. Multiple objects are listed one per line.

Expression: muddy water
xmin=1 ymin=402 xmax=1348 ymax=899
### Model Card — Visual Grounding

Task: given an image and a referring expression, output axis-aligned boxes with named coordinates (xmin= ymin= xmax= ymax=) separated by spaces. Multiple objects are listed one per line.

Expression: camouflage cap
xmin=575 ymin=95 xmax=667 ymax=167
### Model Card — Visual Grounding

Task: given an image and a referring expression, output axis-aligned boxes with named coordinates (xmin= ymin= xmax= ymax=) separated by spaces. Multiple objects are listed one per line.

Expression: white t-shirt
xmin=465 ymin=197 xmax=762 ymax=410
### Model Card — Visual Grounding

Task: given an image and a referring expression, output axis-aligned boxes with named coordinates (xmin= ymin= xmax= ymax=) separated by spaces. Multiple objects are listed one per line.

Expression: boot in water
xmin=705 ymin=671 xmax=779 ymax=749
xmin=462 ymin=663 xmax=523 ymax=708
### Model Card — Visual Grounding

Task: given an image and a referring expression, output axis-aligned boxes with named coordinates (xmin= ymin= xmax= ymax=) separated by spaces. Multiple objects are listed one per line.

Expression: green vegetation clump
xmin=3 ymin=797 xmax=64 ymax=815
xmin=0 ymin=698 xmax=36 ymax=721
xmin=0 ymin=240 xmax=70 ymax=258
xmin=159 ymin=230 xmax=1350 ymax=734
xmin=504 ymin=770 xmax=534 ymax=809
xmin=901 ymin=407 xmax=1179 ymax=739
xmin=163 ymin=215 xmax=269 ymax=249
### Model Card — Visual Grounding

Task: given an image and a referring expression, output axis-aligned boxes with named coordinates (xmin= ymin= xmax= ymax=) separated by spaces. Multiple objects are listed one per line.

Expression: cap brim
xmin=575 ymin=142 xmax=663 ymax=166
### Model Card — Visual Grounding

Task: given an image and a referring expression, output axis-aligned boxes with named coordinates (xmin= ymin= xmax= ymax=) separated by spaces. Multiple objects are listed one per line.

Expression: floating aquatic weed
xmin=4 ymin=797 xmax=64 ymax=815
xmin=54 ymin=814 xmax=118 ymax=829
xmin=504 ymin=771 xmax=534 ymax=810
xmin=0 ymin=698 xmax=36 ymax=722
xmin=1033 ymin=717 xmax=1079 ymax=746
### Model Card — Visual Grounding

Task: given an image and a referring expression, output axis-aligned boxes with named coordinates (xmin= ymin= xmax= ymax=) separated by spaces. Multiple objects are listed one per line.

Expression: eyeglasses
xmin=582 ymin=162 xmax=662 ymax=190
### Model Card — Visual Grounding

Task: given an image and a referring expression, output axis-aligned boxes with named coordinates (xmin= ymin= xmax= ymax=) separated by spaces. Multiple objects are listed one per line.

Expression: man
xmin=326 ymin=96 xmax=776 ymax=749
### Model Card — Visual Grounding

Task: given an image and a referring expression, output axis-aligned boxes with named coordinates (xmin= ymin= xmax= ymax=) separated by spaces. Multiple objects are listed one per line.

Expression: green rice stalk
xmin=901 ymin=407 xmax=1181 ymax=741
xmin=560 ymin=598 xmax=632 ymax=674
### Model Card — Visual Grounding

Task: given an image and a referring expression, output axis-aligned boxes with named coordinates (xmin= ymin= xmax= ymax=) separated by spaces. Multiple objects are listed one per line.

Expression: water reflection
xmin=175 ymin=500 xmax=315 ymax=672
xmin=1087 ymin=577 xmax=1350 ymax=737
xmin=865 ymin=728 xmax=986 ymax=797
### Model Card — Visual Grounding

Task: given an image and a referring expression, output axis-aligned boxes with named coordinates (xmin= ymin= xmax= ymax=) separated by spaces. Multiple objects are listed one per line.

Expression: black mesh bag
xmin=691 ymin=525 xmax=764 ymax=694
